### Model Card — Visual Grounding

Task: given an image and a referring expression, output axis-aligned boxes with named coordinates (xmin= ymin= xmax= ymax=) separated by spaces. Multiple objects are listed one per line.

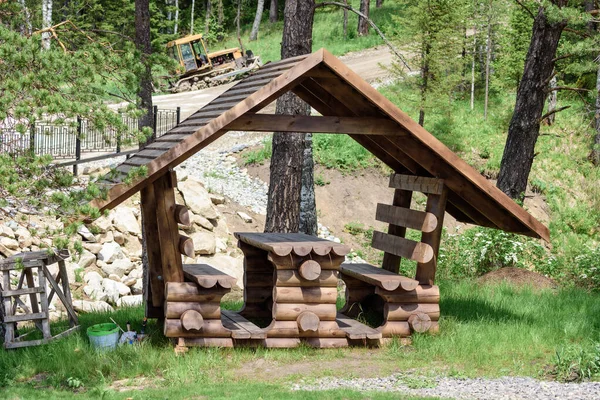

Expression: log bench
xmin=339 ymin=173 xmax=447 ymax=338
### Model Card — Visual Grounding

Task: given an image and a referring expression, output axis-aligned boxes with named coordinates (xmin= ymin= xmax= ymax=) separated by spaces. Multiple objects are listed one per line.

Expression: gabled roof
xmin=91 ymin=48 xmax=549 ymax=242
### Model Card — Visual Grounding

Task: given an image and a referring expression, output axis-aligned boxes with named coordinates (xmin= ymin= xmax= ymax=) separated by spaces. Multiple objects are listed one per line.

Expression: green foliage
xmin=573 ymin=245 xmax=600 ymax=290
xmin=243 ymin=138 xmax=272 ymax=165
xmin=313 ymin=134 xmax=378 ymax=171
xmin=553 ymin=343 xmax=600 ymax=382
xmin=314 ymin=173 xmax=330 ymax=186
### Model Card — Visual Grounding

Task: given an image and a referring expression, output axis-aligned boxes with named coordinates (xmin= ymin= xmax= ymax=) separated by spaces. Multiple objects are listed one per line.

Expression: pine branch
xmin=514 ymin=0 xmax=536 ymax=19
xmin=547 ymin=86 xmax=592 ymax=93
xmin=314 ymin=1 xmax=411 ymax=71
xmin=539 ymin=105 xmax=570 ymax=123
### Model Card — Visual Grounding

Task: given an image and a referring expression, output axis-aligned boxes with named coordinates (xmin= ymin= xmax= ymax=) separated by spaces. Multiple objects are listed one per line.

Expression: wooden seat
xmin=340 ymin=173 xmax=447 ymax=338
xmin=183 ymin=264 xmax=237 ymax=289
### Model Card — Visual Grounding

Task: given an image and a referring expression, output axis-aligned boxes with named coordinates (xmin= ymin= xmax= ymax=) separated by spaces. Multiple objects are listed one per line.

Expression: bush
xmin=573 ymin=244 xmax=600 ymax=290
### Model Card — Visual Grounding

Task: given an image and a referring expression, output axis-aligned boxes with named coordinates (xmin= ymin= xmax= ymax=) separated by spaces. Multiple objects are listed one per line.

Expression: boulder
xmin=78 ymin=250 xmax=96 ymax=269
xmin=132 ymin=278 xmax=143 ymax=295
xmin=113 ymin=207 xmax=141 ymax=235
xmin=196 ymin=254 xmax=244 ymax=289
xmin=124 ymin=236 xmax=142 ymax=257
xmin=83 ymin=242 xmax=103 ymax=255
xmin=91 ymin=213 xmax=113 ymax=233
xmin=83 ymin=285 xmax=108 ymax=302
xmin=15 ymin=227 xmax=32 ymax=248
xmin=192 ymin=214 xmax=214 ymax=231
xmin=122 ymin=277 xmax=137 ymax=287
xmin=77 ymin=225 xmax=96 ymax=242
xmin=84 ymin=271 xmax=103 ymax=286
xmin=117 ymin=295 xmax=143 ymax=307
xmin=99 ymin=231 xmax=114 ymax=244
xmin=108 ymin=274 xmax=121 ymax=282
xmin=114 ymin=231 xmax=125 ymax=245
xmin=191 ymin=231 xmax=216 ymax=255
xmin=128 ymin=266 xmax=143 ymax=279
xmin=100 ymin=257 xmax=132 ymax=278
xmin=0 ymin=225 xmax=15 ymax=238
xmin=178 ymin=177 xmax=219 ymax=220
xmin=1 ymin=236 xmax=19 ymax=250
xmin=73 ymin=300 xmax=113 ymax=313
xmin=0 ymin=243 xmax=15 ymax=257
xmin=215 ymin=237 xmax=227 ymax=253
xmin=102 ymin=278 xmax=131 ymax=304
xmin=97 ymin=242 xmax=124 ymax=263
xmin=236 ymin=211 xmax=253 ymax=223
xmin=209 ymin=193 xmax=226 ymax=205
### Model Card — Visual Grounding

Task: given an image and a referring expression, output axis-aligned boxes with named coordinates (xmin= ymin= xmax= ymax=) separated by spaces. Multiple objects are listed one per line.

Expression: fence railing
xmin=0 ymin=107 xmax=180 ymax=164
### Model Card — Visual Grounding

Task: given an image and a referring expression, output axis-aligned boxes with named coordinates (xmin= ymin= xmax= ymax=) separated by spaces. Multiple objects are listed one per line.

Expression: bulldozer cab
xmin=167 ymin=34 xmax=211 ymax=73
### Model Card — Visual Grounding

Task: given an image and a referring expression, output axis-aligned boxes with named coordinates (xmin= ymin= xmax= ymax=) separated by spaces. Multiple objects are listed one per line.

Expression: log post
xmin=174 ymin=204 xmax=191 ymax=226
xmin=153 ymin=170 xmax=184 ymax=284
xmin=178 ymin=235 xmax=195 ymax=258
xmin=416 ymin=186 xmax=448 ymax=285
xmin=140 ymin=184 xmax=165 ymax=314
xmin=381 ymin=187 xmax=412 ymax=273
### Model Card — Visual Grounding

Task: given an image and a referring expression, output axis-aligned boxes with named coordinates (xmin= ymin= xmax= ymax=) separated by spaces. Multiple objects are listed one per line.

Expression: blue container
xmin=87 ymin=323 xmax=120 ymax=351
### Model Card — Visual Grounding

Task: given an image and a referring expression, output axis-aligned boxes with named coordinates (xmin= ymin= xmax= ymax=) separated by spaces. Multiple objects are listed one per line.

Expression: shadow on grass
xmin=440 ymin=296 xmax=530 ymax=324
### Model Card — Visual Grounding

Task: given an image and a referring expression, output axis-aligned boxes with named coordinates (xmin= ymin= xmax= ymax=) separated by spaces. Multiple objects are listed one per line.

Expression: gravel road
xmin=293 ymin=374 xmax=600 ymax=400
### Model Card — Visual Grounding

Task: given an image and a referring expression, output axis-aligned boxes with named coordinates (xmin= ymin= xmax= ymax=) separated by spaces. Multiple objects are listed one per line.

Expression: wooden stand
xmin=340 ymin=173 xmax=447 ymax=338
xmin=1 ymin=250 xmax=79 ymax=349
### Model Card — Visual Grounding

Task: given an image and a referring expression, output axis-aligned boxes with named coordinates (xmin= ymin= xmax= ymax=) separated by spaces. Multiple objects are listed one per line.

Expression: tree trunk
xmin=42 ymin=0 xmax=53 ymax=49
xmin=376 ymin=0 xmax=383 ymax=7
xmin=190 ymin=0 xmax=195 ymax=35
xmin=135 ymin=0 xmax=154 ymax=144
xmin=483 ymin=9 xmax=491 ymax=120
xmin=343 ymin=0 xmax=348 ymax=38
xmin=174 ymin=0 xmax=179 ymax=34
xmin=546 ymin=74 xmax=557 ymax=125
xmin=470 ymin=25 xmax=476 ymax=110
xmin=18 ymin=0 xmax=32 ymax=36
xmin=265 ymin=0 xmax=316 ymax=234
xmin=270 ymin=0 xmax=278 ymax=22
xmin=358 ymin=0 xmax=369 ymax=36
xmin=592 ymin=57 xmax=600 ymax=166
xmin=205 ymin=0 xmax=212 ymax=36
xmin=497 ymin=7 xmax=566 ymax=199
xmin=236 ymin=0 xmax=245 ymax=54
xmin=250 ymin=0 xmax=266 ymax=41
xmin=419 ymin=42 xmax=431 ymax=127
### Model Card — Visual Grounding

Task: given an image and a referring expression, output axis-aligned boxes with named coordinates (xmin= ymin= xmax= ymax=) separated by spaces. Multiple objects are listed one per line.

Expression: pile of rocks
xmin=0 ymin=174 xmax=245 ymax=317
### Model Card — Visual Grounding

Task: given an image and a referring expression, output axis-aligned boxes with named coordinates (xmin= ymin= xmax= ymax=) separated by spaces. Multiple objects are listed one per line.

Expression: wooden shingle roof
xmin=91 ymin=48 xmax=549 ymax=242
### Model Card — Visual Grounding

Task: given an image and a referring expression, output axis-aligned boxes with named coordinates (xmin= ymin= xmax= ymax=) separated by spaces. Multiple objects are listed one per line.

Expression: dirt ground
xmin=478 ymin=267 xmax=558 ymax=290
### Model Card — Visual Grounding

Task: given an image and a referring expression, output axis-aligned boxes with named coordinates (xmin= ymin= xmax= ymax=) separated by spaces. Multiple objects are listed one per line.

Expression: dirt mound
xmin=478 ymin=267 xmax=557 ymax=290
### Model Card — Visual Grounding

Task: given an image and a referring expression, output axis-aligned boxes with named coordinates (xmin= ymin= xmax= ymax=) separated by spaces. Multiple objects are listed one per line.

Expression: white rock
xmin=132 ymin=278 xmax=143 ymax=295
xmin=78 ymin=250 xmax=96 ymax=269
xmin=99 ymin=231 xmax=114 ymax=244
xmin=77 ymin=225 xmax=96 ymax=242
xmin=102 ymin=278 xmax=131 ymax=304
xmin=236 ymin=211 xmax=253 ymax=223
xmin=73 ymin=300 xmax=113 ymax=313
xmin=108 ymin=274 xmax=121 ymax=282
xmin=178 ymin=176 xmax=219 ymax=220
xmin=117 ymin=295 xmax=143 ymax=307
xmin=113 ymin=207 xmax=141 ymax=235
xmin=91 ymin=213 xmax=113 ymax=233
xmin=84 ymin=271 xmax=103 ymax=285
xmin=209 ymin=193 xmax=226 ymax=205
xmin=0 ymin=225 xmax=15 ymax=238
xmin=122 ymin=277 xmax=137 ymax=287
xmin=1 ymin=236 xmax=19 ymax=250
xmin=191 ymin=231 xmax=216 ymax=255
xmin=128 ymin=267 xmax=143 ymax=279
xmin=192 ymin=214 xmax=214 ymax=231
xmin=114 ymin=258 xmax=135 ymax=274
xmin=113 ymin=231 xmax=125 ymax=245
xmin=196 ymin=254 xmax=243 ymax=289
xmin=0 ymin=243 xmax=15 ymax=257
xmin=215 ymin=237 xmax=227 ymax=253
xmin=15 ymin=227 xmax=32 ymax=247
xmin=124 ymin=236 xmax=142 ymax=257
xmin=84 ymin=285 xmax=108 ymax=302
xmin=97 ymin=242 xmax=124 ymax=263
xmin=83 ymin=242 xmax=103 ymax=254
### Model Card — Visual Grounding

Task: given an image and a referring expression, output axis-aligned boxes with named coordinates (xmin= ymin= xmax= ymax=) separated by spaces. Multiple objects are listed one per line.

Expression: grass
xmin=2 ymin=281 xmax=600 ymax=397
xmin=218 ymin=1 xmax=397 ymax=63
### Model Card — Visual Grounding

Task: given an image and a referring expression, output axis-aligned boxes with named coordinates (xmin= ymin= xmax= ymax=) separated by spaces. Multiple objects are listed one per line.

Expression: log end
xmin=181 ymin=309 xmax=204 ymax=331
xmin=297 ymin=311 xmax=320 ymax=332
xmin=408 ymin=312 xmax=431 ymax=333
xmin=299 ymin=260 xmax=322 ymax=281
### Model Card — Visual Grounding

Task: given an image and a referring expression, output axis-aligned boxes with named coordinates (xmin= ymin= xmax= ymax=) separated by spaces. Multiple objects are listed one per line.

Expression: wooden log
xmin=180 ymin=337 xmax=234 ymax=348
xmin=341 ymin=263 xmax=419 ymax=291
xmin=303 ymin=338 xmax=348 ymax=348
xmin=408 ymin=312 xmax=431 ymax=333
xmin=382 ymin=188 xmax=413 ymax=273
xmin=140 ymin=185 xmax=164 ymax=310
xmin=372 ymin=231 xmax=434 ymax=264
xmin=298 ymin=260 xmax=321 ymax=281
xmin=183 ymin=264 xmax=237 ymax=289
xmin=165 ymin=282 xmax=230 ymax=302
xmin=336 ymin=313 xmax=382 ymax=340
xmin=378 ymin=321 xmax=411 ymax=337
xmin=275 ymin=270 xmax=339 ymax=287
xmin=174 ymin=204 xmax=191 ymax=225
xmin=164 ymin=301 xmax=221 ymax=319
xmin=341 ymin=274 xmax=372 ymax=288
xmin=263 ymin=338 xmax=301 ymax=348
xmin=221 ymin=310 xmax=267 ymax=339
xmin=416 ymin=187 xmax=448 ymax=286
xmin=239 ymin=242 xmax=273 ymax=273
xmin=375 ymin=285 xmax=440 ymax=304
xmin=178 ymin=235 xmax=195 ymax=258
xmin=267 ymin=321 xmax=299 ymax=338
xmin=388 ymin=174 xmax=445 ymax=195
xmin=272 ymin=303 xmax=336 ymax=321
xmin=164 ymin=319 xmax=231 ymax=338
xmin=384 ymin=303 xmax=440 ymax=321
xmin=296 ymin=311 xmax=320 ymax=332
xmin=272 ymin=286 xmax=338 ymax=304
xmin=268 ymin=321 xmax=346 ymax=338
xmin=181 ymin=309 xmax=204 ymax=331
xmin=375 ymin=203 xmax=438 ymax=233
xmin=268 ymin=252 xmax=344 ymax=270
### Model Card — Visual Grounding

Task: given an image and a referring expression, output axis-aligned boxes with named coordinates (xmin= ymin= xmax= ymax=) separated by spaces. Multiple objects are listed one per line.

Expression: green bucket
xmin=87 ymin=323 xmax=120 ymax=351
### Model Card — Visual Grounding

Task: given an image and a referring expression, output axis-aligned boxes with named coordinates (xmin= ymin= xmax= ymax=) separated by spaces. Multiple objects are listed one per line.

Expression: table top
xmin=234 ymin=232 xmax=350 ymax=257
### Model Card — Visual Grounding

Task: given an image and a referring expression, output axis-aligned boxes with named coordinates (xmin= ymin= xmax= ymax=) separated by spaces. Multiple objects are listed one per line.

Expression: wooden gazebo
xmin=89 ymin=49 xmax=548 ymax=349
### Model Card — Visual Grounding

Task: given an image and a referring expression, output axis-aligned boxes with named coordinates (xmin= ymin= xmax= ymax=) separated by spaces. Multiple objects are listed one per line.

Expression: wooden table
xmin=234 ymin=232 xmax=382 ymax=348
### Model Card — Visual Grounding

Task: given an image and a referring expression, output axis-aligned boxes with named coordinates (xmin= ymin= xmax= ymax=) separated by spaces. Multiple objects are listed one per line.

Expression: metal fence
xmin=0 ymin=107 xmax=180 ymax=160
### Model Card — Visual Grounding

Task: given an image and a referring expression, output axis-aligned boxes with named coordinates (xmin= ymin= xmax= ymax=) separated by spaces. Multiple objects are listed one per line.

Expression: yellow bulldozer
xmin=166 ymin=34 xmax=261 ymax=93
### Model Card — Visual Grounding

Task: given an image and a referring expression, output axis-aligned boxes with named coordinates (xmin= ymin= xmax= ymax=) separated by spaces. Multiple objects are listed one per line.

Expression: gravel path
xmin=292 ymin=374 xmax=600 ymax=399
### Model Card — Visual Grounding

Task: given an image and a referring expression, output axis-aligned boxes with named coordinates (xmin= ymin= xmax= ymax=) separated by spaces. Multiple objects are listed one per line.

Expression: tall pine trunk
xmin=497 ymin=7 xmax=566 ymax=199
xmin=270 ymin=0 xmax=278 ymax=22
xmin=265 ymin=0 xmax=316 ymax=235
xmin=204 ymin=0 xmax=211 ymax=36
xmin=483 ymin=8 xmax=491 ymax=120
xmin=190 ymin=0 xmax=195 ymax=35
xmin=42 ymin=0 xmax=53 ymax=49
xmin=250 ymin=0 xmax=266 ymax=41
xmin=593 ymin=57 xmax=600 ymax=165
xmin=18 ymin=0 xmax=32 ymax=36
xmin=358 ymin=0 xmax=369 ymax=36
xmin=546 ymin=74 xmax=557 ymax=125
xmin=174 ymin=0 xmax=179 ymax=34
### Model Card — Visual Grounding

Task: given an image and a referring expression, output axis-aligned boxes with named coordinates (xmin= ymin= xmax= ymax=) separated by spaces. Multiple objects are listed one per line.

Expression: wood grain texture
xmin=371 ymin=231 xmax=434 ymax=264
xmin=180 ymin=309 xmax=204 ymax=331
xmin=388 ymin=174 xmax=445 ymax=195
xmin=275 ymin=269 xmax=339 ymax=287
xmin=165 ymin=282 xmax=230 ymax=302
xmin=182 ymin=264 xmax=237 ymax=289
xmin=383 ymin=303 xmax=440 ymax=321
xmin=341 ymin=263 xmax=419 ymax=292
xmin=272 ymin=286 xmax=338 ymax=304
xmin=375 ymin=203 xmax=437 ymax=233
xmin=375 ymin=285 xmax=440 ymax=304
xmin=164 ymin=301 xmax=221 ymax=319
xmin=164 ymin=318 xmax=231 ymax=338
